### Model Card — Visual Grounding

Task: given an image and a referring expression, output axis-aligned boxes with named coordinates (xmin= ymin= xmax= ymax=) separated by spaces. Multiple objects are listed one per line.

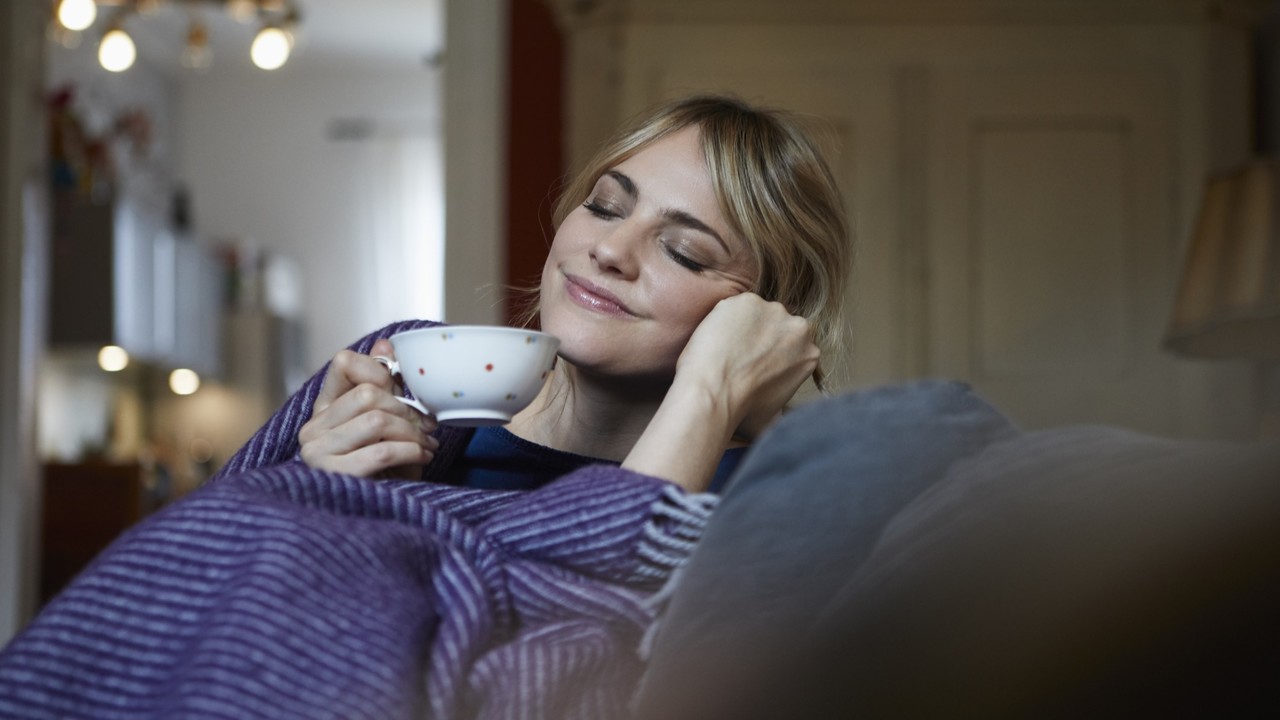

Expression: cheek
xmin=543 ymin=231 xmax=565 ymax=267
xmin=549 ymin=214 xmax=589 ymax=254
xmin=539 ymin=253 xmax=556 ymax=289
xmin=540 ymin=225 xmax=574 ymax=288
xmin=648 ymin=274 xmax=732 ymax=336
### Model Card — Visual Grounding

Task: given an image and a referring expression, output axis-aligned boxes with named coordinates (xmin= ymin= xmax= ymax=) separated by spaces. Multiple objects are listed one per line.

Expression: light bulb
xmin=97 ymin=345 xmax=129 ymax=372
xmin=99 ymin=27 xmax=136 ymax=72
xmin=57 ymin=0 xmax=97 ymax=32
xmin=169 ymin=368 xmax=201 ymax=395
xmin=250 ymin=26 xmax=291 ymax=70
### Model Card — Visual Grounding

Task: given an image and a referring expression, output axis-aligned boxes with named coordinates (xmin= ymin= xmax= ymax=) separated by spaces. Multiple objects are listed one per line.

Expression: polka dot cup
xmin=375 ymin=326 xmax=560 ymax=426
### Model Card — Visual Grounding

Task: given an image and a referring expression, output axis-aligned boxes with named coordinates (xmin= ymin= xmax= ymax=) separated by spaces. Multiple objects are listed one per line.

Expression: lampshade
xmin=1164 ymin=159 xmax=1280 ymax=359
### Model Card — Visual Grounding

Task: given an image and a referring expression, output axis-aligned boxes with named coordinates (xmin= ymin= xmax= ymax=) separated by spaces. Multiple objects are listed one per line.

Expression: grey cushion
xmin=797 ymin=426 xmax=1280 ymax=718
xmin=635 ymin=380 xmax=1017 ymax=718
xmin=636 ymin=382 xmax=1280 ymax=719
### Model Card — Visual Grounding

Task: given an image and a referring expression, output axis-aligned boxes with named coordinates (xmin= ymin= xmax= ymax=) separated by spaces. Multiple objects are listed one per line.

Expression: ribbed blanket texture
xmin=0 ymin=320 xmax=716 ymax=719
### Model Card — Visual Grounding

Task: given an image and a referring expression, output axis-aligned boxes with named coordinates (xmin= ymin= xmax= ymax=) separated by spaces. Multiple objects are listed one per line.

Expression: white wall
xmin=176 ymin=66 xmax=443 ymax=370
xmin=442 ymin=0 xmax=508 ymax=327
xmin=0 ymin=0 xmax=49 ymax=646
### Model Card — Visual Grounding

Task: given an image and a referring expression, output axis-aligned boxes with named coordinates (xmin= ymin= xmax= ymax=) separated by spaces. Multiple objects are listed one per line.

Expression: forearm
xmin=622 ymin=380 xmax=735 ymax=493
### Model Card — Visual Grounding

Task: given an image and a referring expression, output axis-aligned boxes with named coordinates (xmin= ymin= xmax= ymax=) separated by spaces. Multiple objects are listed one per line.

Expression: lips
xmin=563 ymin=273 xmax=636 ymax=318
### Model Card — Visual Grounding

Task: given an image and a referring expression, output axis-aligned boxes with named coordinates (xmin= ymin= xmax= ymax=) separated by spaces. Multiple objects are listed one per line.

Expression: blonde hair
xmin=548 ymin=94 xmax=853 ymax=388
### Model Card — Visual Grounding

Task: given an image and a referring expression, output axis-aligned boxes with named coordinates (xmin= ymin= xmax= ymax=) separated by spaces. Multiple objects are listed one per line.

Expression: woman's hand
xmin=674 ymin=293 xmax=819 ymax=439
xmin=298 ymin=339 xmax=439 ymax=479
xmin=623 ymin=293 xmax=818 ymax=491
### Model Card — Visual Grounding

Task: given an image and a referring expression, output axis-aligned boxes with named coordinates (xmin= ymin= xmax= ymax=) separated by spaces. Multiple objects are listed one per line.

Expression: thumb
xmin=370 ymin=338 xmax=395 ymax=360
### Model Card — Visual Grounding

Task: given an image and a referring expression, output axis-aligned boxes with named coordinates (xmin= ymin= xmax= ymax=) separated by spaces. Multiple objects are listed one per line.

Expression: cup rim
xmin=390 ymin=325 xmax=558 ymax=343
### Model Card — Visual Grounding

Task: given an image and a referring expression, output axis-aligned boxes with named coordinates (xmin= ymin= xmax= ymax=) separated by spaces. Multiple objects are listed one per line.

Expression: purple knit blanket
xmin=0 ymin=321 xmax=716 ymax=719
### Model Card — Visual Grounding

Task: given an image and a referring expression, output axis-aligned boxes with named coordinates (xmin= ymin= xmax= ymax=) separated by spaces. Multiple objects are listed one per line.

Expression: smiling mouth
xmin=563 ymin=274 xmax=636 ymax=317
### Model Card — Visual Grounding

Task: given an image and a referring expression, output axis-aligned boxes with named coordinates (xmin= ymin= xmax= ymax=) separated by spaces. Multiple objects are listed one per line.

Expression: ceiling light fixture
xmin=56 ymin=0 xmax=97 ymax=32
xmin=51 ymin=0 xmax=303 ymax=73
xmin=98 ymin=20 xmax=137 ymax=72
xmin=249 ymin=24 xmax=290 ymax=70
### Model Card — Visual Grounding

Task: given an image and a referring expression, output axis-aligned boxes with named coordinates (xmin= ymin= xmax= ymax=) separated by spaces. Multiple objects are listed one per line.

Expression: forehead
xmin=615 ymin=125 xmax=709 ymax=183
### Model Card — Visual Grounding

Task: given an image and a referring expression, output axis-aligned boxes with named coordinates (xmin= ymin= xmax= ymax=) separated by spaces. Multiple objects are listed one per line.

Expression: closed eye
xmin=582 ymin=200 xmax=621 ymax=220
xmin=663 ymin=242 xmax=706 ymax=273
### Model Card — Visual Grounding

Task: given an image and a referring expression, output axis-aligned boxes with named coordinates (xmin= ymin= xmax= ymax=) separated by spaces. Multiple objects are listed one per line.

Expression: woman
xmin=298 ymin=94 xmax=851 ymax=494
xmin=0 ymin=94 xmax=851 ymax=720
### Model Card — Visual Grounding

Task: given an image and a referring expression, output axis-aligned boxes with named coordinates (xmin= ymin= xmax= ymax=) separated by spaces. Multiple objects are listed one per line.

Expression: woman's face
xmin=540 ymin=125 xmax=757 ymax=380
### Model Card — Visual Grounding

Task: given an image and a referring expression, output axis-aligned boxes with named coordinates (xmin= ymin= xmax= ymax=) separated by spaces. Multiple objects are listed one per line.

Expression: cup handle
xmin=373 ymin=355 xmax=431 ymax=416
xmin=372 ymin=355 xmax=399 ymax=375
xmin=392 ymin=395 xmax=431 ymax=416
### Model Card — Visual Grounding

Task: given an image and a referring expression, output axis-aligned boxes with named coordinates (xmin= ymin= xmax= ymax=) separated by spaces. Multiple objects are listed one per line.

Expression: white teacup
xmin=375 ymin=325 xmax=560 ymax=426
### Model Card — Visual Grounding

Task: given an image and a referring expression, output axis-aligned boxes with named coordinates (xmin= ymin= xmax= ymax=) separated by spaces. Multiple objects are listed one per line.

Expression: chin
xmin=548 ymin=326 xmax=624 ymax=371
xmin=550 ymin=327 xmax=676 ymax=382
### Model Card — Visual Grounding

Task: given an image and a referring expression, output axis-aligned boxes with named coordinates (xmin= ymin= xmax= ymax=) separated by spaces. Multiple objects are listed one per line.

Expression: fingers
xmin=314 ymin=340 xmax=398 ymax=415
xmin=301 ymin=339 xmax=440 ymax=478
xmin=745 ymin=294 xmax=819 ymax=362
xmin=301 ymin=392 xmax=435 ymax=452
xmin=305 ymin=439 xmax=437 ymax=479
xmin=683 ymin=293 xmax=818 ymax=379
xmin=304 ymin=379 xmax=430 ymax=436
xmin=676 ymin=292 xmax=820 ymax=439
xmin=299 ymin=399 xmax=439 ymax=477
xmin=720 ymin=293 xmax=815 ymax=345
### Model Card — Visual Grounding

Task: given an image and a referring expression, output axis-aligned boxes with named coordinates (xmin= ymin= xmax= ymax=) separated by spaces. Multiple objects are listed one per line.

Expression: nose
xmin=590 ymin=220 xmax=643 ymax=279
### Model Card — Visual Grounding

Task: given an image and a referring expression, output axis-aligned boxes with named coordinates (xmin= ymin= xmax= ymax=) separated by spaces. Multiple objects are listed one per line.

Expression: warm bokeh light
xmin=182 ymin=21 xmax=213 ymax=70
xmin=97 ymin=345 xmax=129 ymax=372
xmin=226 ymin=0 xmax=257 ymax=23
xmin=57 ymin=0 xmax=97 ymax=32
xmin=99 ymin=27 xmax=137 ymax=72
xmin=55 ymin=27 xmax=84 ymax=50
xmin=169 ymin=368 xmax=201 ymax=396
xmin=189 ymin=437 xmax=214 ymax=464
xmin=250 ymin=26 xmax=291 ymax=70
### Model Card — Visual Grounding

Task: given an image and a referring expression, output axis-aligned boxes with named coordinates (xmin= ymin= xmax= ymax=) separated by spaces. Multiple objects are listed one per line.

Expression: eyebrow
xmin=604 ymin=170 xmax=730 ymax=253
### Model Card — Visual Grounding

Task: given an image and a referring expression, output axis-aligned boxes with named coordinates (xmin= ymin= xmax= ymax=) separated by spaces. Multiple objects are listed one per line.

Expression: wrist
xmin=622 ymin=378 xmax=737 ymax=493
xmin=668 ymin=371 xmax=739 ymax=435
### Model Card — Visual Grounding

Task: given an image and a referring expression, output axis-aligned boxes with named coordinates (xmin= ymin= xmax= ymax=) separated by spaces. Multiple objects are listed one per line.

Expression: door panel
xmin=929 ymin=70 xmax=1196 ymax=433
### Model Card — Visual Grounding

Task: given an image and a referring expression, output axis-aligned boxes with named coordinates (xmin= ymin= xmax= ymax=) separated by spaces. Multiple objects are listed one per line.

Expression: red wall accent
xmin=504 ymin=0 xmax=565 ymax=326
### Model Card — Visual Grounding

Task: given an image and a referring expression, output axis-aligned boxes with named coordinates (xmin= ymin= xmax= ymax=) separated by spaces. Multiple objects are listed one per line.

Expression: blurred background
xmin=2 ymin=0 xmax=1279 ymax=644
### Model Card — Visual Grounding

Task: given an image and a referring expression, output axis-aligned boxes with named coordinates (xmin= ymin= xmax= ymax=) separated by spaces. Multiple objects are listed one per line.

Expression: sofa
xmin=634 ymin=380 xmax=1280 ymax=718
xmin=4 ymin=368 xmax=1276 ymax=718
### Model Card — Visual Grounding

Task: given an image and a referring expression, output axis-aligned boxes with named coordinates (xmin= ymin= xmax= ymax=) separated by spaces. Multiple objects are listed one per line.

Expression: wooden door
xmin=928 ymin=67 xmax=1252 ymax=435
